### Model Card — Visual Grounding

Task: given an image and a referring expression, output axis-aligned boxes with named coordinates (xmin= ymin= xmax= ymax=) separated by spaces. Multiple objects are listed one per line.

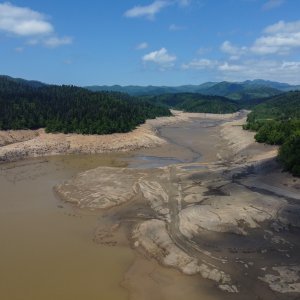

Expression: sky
xmin=0 ymin=0 xmax=300 ymax=86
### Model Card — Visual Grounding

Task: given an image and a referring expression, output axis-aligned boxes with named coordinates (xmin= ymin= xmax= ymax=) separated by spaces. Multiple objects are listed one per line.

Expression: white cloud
xmin=264 ymin=20 xmax=300 ymax=34
xmin=281 ymin=61 xmax=300 ymax=70
xmin=124 ymin=0 xmax=192 ymax=20
xmin=181 ymin=56 xmax=300 ymax=84
xmin=43 ymin=36 xmax=73 ymax=48
xmin=220 ymin=41 xmax=239 ymax=55
xmin=0 ymin=2 xmax=53 ymax=36
xmin=222 ymin=20 xmax=300 ymax=56
xmin=197 ymin=47 xmax=212 ymax=55
xmin=0 ymin=2 xmax=72 ymax=48
xmin=222 ymin=60 xmax=300 ymax=84
xmin=262 ymin=0 xmax=284 ymax=11
xmin=143 ymin=48 xmax=176 ymax=68
xmin=136 ymin=42 xmax=149 ymax=50
xmin=182 ymin=21 xmax=300 ymax=84
xmin=220 ymin=41 xmax=248 ymax=60
xmin=251 ymin=20 xmax=300 ymax=55
xmin=124 ymin=1 xmax=169 ymax=19
xmin=177 ymin=0 xmax=191 ymax=7
xmin=218 ymin=62 xmax=244 ymax=72
xmin=169 ymin=24 xmax=186 ymax=31
xmin=182 ymin=58 xmax=216 ymax=70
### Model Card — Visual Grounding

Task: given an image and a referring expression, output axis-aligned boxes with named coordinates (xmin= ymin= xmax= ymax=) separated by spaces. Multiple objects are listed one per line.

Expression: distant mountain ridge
xmin=0 ymin=75 xmax=46 ymax=89
xmin=1 ymin=75 xmax=299 ymax=100
xmin=86 ymin=79 xmax=300 ymax=100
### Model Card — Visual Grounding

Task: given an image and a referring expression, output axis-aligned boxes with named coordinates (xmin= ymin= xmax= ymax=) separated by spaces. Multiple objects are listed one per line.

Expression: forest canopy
xmin=0 ymin=76 xmax=171 ymax=135
xmin=244 ymin=91 xmax=300 ymax=176
xmin=143 ymin=93 xmax=239 ymax=114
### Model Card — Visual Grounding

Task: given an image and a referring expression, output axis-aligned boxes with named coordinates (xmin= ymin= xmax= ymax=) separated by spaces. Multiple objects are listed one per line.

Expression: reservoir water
xmin=0 ymin=120 xmax=224 ymax=300
xmin=0 ymin=155 xmax=134 ymax=300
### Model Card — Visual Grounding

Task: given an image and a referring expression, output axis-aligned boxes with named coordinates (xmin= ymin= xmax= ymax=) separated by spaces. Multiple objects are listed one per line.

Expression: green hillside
xmin=86 ymin=82 xmax=217 ymax=96
xmin=0 ymin=77 xmax=171 ymax=135
xmin=201 ymin=81 xmax=282 ymax=100
xmin=144 ymin=93 xmax=239 ymax=113
xmin=244 ymin=91 xmax=300 ymax=176
xmin=85 ymin=79 xmax=299 ymax=100
xmin=246 ymin=91 xmax=300 ymax=122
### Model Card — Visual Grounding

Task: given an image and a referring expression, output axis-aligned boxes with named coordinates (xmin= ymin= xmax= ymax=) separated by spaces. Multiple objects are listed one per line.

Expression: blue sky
xmin=0 ymin=0 xmax=300 ymax=86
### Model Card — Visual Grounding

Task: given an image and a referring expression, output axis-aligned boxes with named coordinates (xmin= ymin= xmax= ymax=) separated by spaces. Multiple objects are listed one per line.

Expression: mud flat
xmin=0 ymin=110 xmax=239 ymax=163
xmin=55 ymin=112 xmax=300 ymax=300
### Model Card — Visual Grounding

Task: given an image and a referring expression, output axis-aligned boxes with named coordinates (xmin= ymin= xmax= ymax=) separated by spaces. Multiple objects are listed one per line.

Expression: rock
xmin=136 ymin=180 xmax=170 ymax=220
xmin=259 ymin=266 xmax=300 ymax=293
xmin=55 ymin=167 xmax=142 ymax=209
xmin=133 ymin=219 xmax=233 ymax=286
xmin=178 ymin=183 xmax=283 ymax=238
xmin=218 ymin=284 xmax=239 ymax=293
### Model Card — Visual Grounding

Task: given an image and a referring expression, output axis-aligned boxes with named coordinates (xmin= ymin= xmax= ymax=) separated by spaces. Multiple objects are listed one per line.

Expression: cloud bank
xmin=0 ymin=2 xmax=72 ymax=48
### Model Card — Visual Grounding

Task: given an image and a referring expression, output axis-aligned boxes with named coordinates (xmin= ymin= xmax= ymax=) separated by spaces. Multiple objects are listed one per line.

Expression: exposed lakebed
xmin=0 ymin=119 xmax=225 ymax=300
xmin=1 ymin=116 xmax=300 ymax=300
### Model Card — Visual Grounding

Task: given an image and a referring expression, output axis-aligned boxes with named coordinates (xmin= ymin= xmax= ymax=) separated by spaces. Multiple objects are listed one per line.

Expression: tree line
xmin=244 ymin=91 xmax=300 ymax=176
xmin=142 ymin=93 xmax=239 ymax=114
xmin=0 ymin=77 xmax=171 ymax=135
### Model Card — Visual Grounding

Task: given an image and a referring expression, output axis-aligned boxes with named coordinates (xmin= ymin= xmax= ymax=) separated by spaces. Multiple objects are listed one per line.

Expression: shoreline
xmin=0 ymin=110 xmax=241 ymax=163
xmin=54 ymin=113 xmax=300 ymax=298
xmin=1 ymin=111 xmax=299 ymax=299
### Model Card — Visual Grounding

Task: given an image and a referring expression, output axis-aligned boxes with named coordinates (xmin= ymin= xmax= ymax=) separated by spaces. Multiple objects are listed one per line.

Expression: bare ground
xmin=54 ymin=111 xmax=300 ymax=299
xmin=0 ymin=110 xmax=239 ymax=163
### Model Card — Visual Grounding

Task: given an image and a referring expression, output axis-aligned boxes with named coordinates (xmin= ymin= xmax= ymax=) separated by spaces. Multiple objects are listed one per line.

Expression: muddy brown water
xmin=0 ymin=120 xmax=230 ymax=300
xmin=0 ymin=155 xmax=135 ymax=300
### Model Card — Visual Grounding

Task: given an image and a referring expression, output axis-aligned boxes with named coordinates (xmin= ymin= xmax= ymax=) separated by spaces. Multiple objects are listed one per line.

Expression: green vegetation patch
xmin=0 ymin=77 xmax=171 ymax=135
xmin=244 ymin=91 xmax=300 ymax=176
xmin=144 ymin=93 xmax=239 ymax=114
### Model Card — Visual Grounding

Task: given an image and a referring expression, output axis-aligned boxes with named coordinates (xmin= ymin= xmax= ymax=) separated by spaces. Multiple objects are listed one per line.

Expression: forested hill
xmin=86 ymin=79 xmax=300 ymax=100
xmin=0 ymin=75 xmax=46 ymax=90
xmin=144 ymin=93 xmax=239 ymax=114
xmin=246 ymin=91 xmax=300 ymax=122
xmin=0 ymin=77 xmax=171 ymax=135
xmin=244 ymin=91 xmax=300 ymax=176
xmin=200 ymin=82 xmax=281 ymax=100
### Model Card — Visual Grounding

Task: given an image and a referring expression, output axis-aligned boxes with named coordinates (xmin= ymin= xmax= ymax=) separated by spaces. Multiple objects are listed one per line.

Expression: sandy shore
xmin=0 ymin=110 xmax=240 ymax=163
